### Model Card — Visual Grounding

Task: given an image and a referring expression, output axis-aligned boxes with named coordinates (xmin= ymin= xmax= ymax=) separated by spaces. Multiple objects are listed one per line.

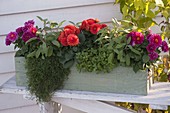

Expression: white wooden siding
xmin=0 ymin=0 xmax=114 ymax=15
xmin=0 ymin=3 xmax=120 ymax=35
xmin=0 ymin=52 xmax=15 ymax=74
xmin=0 ymin=0 xmax=119 ymax=112
xmin=0 ymin=0 xmax=164 ymax=112
xmin=0 ymin=0 xmax=120 ymax=74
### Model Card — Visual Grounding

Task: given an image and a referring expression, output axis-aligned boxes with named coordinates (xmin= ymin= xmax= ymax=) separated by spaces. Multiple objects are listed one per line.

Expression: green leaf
xmin=127 ymin=37 xmax=131 ymax=44
xmin=125 ymin=54 xmax=130 ymax=66
xmin=133 ymin=64 xmax=139 ymax=73
xmin=162 ymin=10 xmax=169 ymax=18
xmin=128 ymin=45 xmax=141 ymax=55
xmin=122 ymin=5 xmax=129 ymax=16
xmin=65 ymin=52 xmax=74 ymax=61
xmin=142 ymin=55 xmax=149 ymax=63
xmin=43 ymin=27 xmax=51 ymax=31
xmin=63 ymin=59 xmax=74 ymax=68
xmin=41 ymin=42 xmax=48 ymax=57
xmin=108 ymin=53 xmax=113 ymax=64
xmin=37 ymin=16 xmax=43 ymax=21
xmin=26 ymin=37 xmax=37 ymax=44
xmin=50 ymin=21 xmax=58 ymax=28
xmin=69 ymin=21 xmax=76 ymax=25
xmin=47 ymin=46 xmax=53 ymax=57
xmin=36 ymin=48 xmax=41 ymax=58
xmin=27 ymin=51 xmax=36 ymax=58
xmin=159 ymin=72 xmax=168 ymax=82
xmin=58 ymin=20 xmax=66 ymax=28
xmin=146 ymin=10 xmax=155 ymax=18
xmin=117 ymin=50 xmax=123 ymax=60
xmin=72 ymin=47 xmax=78 ymax=52
xmin=113 ymin=49 xmax=119 ymax=54
xmin=78 ymin=33 xmax=85 ymax=43
xmin=116 ymin=43 xmax=126 ymax=49
xmin=52 ymin=40 xmax=60 ymax=47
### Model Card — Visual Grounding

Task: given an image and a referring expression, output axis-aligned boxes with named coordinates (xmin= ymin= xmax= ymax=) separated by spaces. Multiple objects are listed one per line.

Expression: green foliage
xmin=114 ymin=0 xmax=160 ymax=30
xmin=57 ymin=46 xmax=76 ymax=68
xmin=26 ymin=55 xmax=70 ymax=102
xmin=76 ymin=47 xmax=117 ymax=73
xmin=101 ymin=19 xmax=162 ymax=73
xmin=158 ymin=0 xmax=170 ymax=39
xmin=27 ymin=17 xmax=62 ymax=59
xmin=114 ymin=1 xmax=170 ymax=112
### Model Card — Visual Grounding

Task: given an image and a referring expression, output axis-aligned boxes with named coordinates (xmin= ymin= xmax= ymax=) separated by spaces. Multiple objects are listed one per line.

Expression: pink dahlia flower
xmin=5 ymin=38 xmax=12 ymax=46
xmin=22 ymin=31 xmax=35 ymax=42
xmin=146 ymin=43 xmax=157 ymax=53
xmin=149 ymin=34 xmax=162 ymax=47
xmin=6 ymin=32 xmax=18 ymax=42
xmin=127 ymin=31 xmax=144 ymax=45
xmin=149 ymin=52 xmax=158 ymax=61
xmin=161 ymin=41 xmax=169 ymax=52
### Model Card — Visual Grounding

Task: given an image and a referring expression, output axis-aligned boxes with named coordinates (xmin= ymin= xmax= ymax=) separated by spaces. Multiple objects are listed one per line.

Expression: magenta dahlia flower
xmin=22 ymin=20 xmax=35 ymax=32
xmin=134 ymin=32 xmax=144 ymax=44
xmin=146 ymin=43 xmax=157 ymax=53
xmin=127 ymin=31 xmax=136 ymax=46
xmin=5 ymin=38 xmax=12 ymax=46
xmin=16 ymin=27 xmax=23 ymax=36
xmin=147 ymin=33 xmax=152 ymax=41
xmin=6 ymin=32 xmax=18 ymax=42
xmin=22 ymin=31 xmax=35 ymax=42
xmin=149 ymin=34 xmax=162 ymax=47
xmin=149 ymin=52 xmax=158 ymax=61
xmin=161 ymin=41 xmax=169 ymax=52
xmin=24 ymin=20 xmax=35 ymax=26
xmin=127 ymin=31 xmax=144 ymax=45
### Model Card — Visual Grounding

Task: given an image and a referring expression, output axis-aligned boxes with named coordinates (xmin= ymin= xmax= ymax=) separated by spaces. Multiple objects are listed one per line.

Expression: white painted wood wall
xmin=0 ymin=0 xmax=163 ymax=112
xmin=0 ymin=0 xmax=120 ymax=112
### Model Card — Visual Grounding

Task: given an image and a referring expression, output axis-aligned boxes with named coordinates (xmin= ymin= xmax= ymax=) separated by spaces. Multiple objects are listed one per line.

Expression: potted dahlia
xmin=5 ymin=17 xmax=169 ymax=102
xmin=5 ymin=17 xmax=107 ymax=102
xmin=61 ymin=19 xmax=169 ymax=96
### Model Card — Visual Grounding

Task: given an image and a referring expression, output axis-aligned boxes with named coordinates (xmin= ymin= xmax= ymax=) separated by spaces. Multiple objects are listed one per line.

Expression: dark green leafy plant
xmin=26 ymin=55 xmax=70 ymax=102
xmin=26 ymin=16 xmax=63 ymax=59
xmin=76 ymin=47 xmax=117 ymax=73
xmin=98 ymin=18 xmax=168 ymax=73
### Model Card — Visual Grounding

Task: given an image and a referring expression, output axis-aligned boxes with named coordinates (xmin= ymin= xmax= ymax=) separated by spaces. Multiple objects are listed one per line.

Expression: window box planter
xmin=15 ymin=57 xmax=150 ymax=95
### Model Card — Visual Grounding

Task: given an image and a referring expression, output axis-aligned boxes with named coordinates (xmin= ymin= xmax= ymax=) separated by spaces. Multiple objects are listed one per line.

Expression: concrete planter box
xmin=64 ymin=66 xmax=149 ymax=95
xmin=15 ymin=57 xmax=150 ymax=95
xmin=15 ymin=57 xmax=27 ymax=86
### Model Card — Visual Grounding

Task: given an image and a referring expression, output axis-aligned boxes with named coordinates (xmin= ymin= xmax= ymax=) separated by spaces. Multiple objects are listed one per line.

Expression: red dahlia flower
xmin=101 ymin=24 xmax=107 ymax=29
xmin=60 ymin=37 xmax=68 ymax=46
xmin=86 ymin=18 xmax=97 ymax=25
xmin=80 ymin=20 xmax=89 ymax=30
xmin=58 ymin=32 xmax=68 ymax=46
xmin=90 ymin=23 xmax=101 ymax=34
xmin=64 ymin=28 xmax=75 ymax=36
xmin=67 ymin=34 xmax=79 ymax=46
xmin=29 ymin=27 xmax=37 ymax=34
xmin=64 ymin=25 xmax=79 ymax=36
